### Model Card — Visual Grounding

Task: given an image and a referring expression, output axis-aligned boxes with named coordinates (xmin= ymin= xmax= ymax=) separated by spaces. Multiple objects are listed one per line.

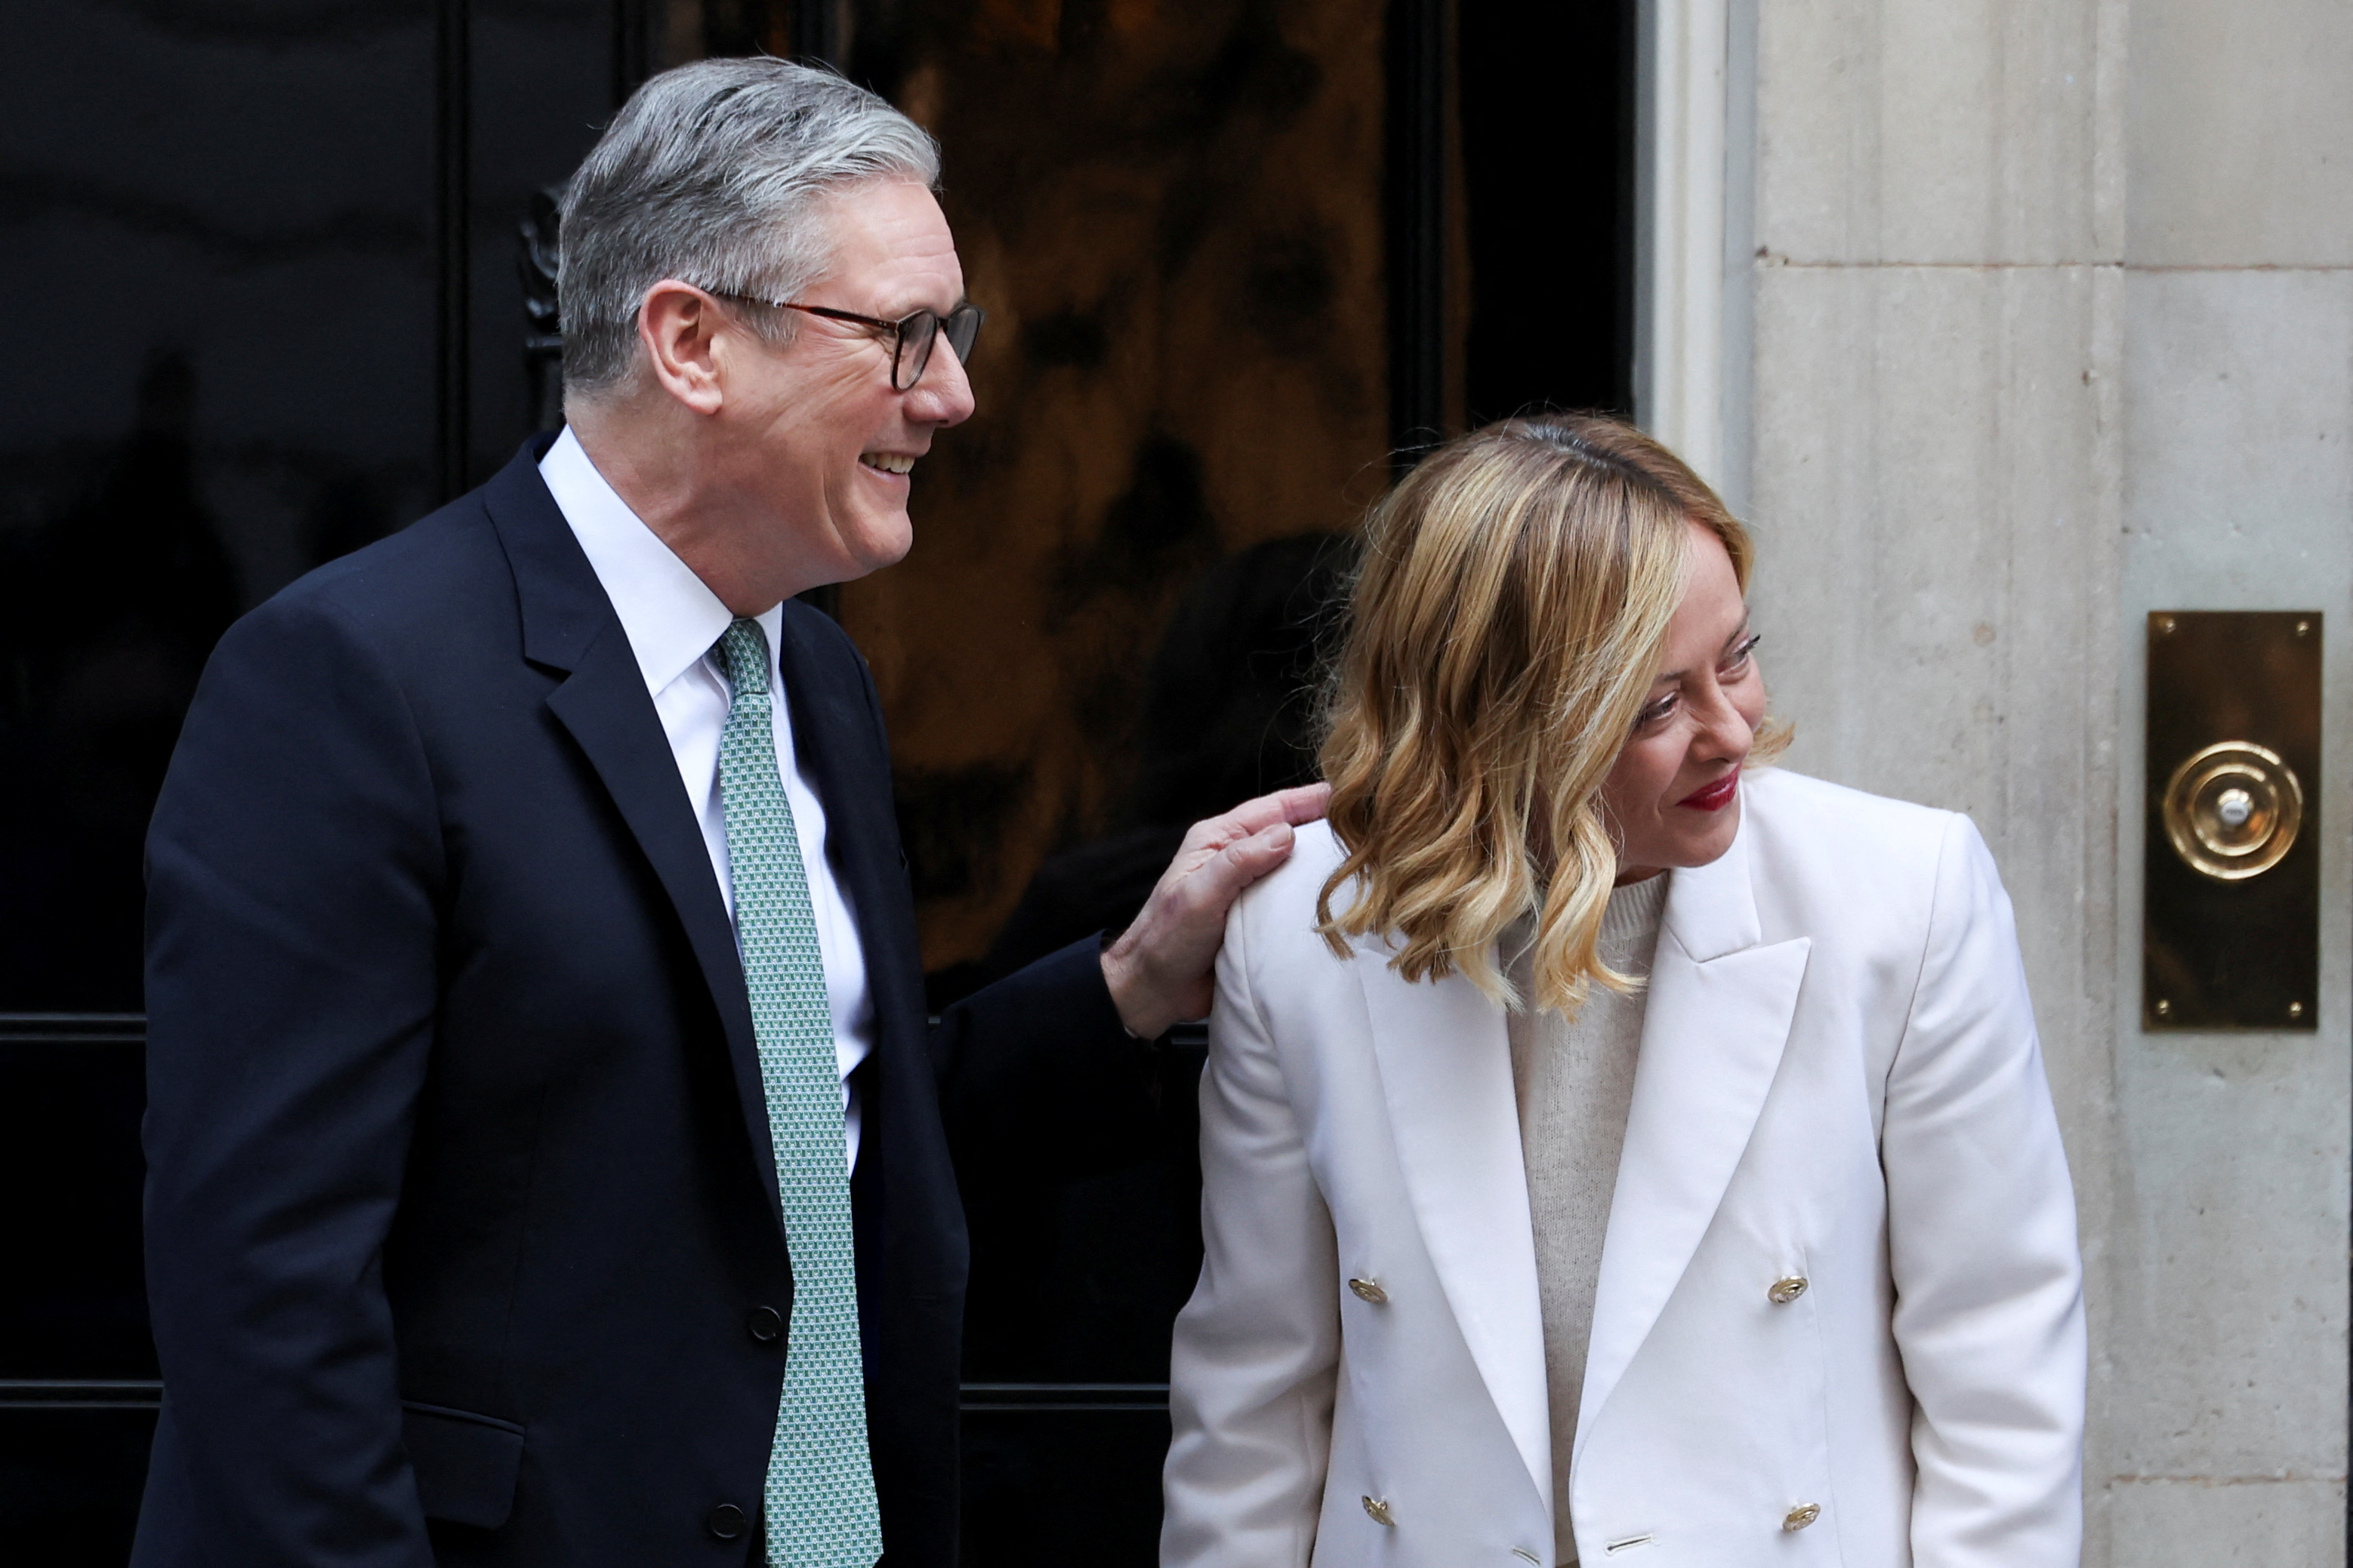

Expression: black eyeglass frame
xmin=711 ymin=291 xmax=985 ymax=390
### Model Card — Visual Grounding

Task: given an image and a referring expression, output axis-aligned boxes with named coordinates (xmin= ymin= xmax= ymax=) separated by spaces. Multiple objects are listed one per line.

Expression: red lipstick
xmin=1678 ymin=772 xmax=1738 ymax=812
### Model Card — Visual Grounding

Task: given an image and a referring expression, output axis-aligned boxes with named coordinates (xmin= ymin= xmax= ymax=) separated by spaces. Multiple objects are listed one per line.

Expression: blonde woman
xmin=1161 ymin=417 xmax=2083 ymax=1567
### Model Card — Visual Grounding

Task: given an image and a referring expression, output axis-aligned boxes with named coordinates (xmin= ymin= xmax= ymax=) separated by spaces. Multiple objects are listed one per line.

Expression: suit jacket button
xmin=1768 ymin=1276 xmax=1809 ymax=1305
xmin=1362 ymin=1496 xmax=1395 ymax=1526
xmin=708 ymin=1503 xmax=748 ymax=1540
xmin=747 ymin=1305 xmax=785 ymax=1342
xmin=1783 ymin=1502 xmax=1821 ymax=1531
xmin=1348 ymin=1277 xmax=1389 ymax=1305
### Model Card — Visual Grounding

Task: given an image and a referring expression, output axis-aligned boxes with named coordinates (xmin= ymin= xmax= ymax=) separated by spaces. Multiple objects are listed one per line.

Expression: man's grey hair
xmin=557 ymin=57 xmax=941 ymax=396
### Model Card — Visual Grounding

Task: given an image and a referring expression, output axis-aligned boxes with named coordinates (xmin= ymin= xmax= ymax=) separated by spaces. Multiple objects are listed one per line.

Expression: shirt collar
xmin=539 ymin=425 xmax=779 ymax=694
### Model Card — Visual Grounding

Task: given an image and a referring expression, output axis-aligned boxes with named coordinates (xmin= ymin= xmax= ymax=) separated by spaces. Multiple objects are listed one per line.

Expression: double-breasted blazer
xmin=1162 ymin=767 xmax=2084 ymax=1568
xmin=134 ymin=439 xmax=1131 ymax=1566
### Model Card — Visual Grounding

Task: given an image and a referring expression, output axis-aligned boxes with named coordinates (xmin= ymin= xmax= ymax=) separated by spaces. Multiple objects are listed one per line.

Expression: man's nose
xmin=905 ymin=340 xmax=976 ymax=427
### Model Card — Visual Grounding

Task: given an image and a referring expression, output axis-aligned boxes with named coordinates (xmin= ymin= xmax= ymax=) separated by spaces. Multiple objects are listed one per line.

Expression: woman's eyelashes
xmin=1635 ymin=631 xmax=1759 ymax=736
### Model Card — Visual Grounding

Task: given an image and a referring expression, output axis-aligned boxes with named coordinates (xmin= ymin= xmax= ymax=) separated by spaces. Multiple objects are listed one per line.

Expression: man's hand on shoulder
xmin=1099 ymin=783 xmax=1332 ymax=1040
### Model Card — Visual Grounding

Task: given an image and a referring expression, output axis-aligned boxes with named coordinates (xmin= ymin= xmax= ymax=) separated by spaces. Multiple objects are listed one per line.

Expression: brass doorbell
xmin=2143 ymin=611 xmax=2320 ymax=1030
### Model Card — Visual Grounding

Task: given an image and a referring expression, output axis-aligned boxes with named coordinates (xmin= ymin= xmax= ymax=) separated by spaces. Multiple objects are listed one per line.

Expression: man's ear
xmin=637 ymin=281 xmax=728 ymax=415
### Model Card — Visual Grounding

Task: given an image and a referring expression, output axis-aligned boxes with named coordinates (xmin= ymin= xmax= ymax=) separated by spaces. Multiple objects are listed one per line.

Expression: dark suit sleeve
xmin=140 ymin=591 xmax=443 ymax=1567
xmin=932 ymin=935 xmax=1154 ymax=1169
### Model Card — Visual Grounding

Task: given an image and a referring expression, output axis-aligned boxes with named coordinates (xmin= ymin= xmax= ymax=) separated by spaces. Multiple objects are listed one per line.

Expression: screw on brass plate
xmin=2154 ymin=998 xmax=2173 ymax=1018
xmin=2296 ymin=620 xmax=2311 ymax=636
xmin=2290 ymin=1001 xmax=2305 ymax=1019
xmin=2155 ymin=615 xmax=2177 ymax=636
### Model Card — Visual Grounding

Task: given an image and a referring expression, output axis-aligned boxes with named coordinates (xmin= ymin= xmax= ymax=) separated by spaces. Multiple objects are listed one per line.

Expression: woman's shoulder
xmin=1741 ymin=766 xmax=1963 ymax=845
xmin=1224 ymin=818 xmax=1352 ymax=957
xmin=1738 ymin=766 xmax=1994 ymax=931
xmin=1240 ymin=818 xmax=1350 ymax=914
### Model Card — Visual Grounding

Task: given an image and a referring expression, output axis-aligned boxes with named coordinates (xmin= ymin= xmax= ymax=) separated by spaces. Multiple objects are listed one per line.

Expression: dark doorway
xmin=1460 ymin=0 xmax=1636 ymax=424
xmin=0 ymin=1 xmax=1634 ymax=1558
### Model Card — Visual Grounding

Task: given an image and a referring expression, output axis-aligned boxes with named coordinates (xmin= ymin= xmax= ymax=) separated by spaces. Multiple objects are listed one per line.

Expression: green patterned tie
xmin=711 ymin=618 xmax=882 ymax=1568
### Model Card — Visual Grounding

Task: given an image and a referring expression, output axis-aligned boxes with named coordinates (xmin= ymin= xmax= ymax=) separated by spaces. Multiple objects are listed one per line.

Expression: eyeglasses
xmin=712 ymin=291 xmax=985 ymax=391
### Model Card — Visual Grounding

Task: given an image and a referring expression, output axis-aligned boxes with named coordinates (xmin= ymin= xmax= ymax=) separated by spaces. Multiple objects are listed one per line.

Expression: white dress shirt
xmin=540 ymin=427 xmax=875 ymax=1170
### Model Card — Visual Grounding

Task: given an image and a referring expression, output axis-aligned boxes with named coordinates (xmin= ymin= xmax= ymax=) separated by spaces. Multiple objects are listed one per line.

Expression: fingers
xmin=1272 ymin=781 xmax=1333 ymax=824
xmin=1203 ymin=781 xmax=1334 ymax=841
xmin=1189 ymin=821 xmax=1297 ymax=910
xmin=1228 ymin=819 xmax=1299 ymax=872
xmin=1150 ymin=821 xmax=1300 ymax=941
xmin=1107 ymin=819 xmax=1308 ymax=1038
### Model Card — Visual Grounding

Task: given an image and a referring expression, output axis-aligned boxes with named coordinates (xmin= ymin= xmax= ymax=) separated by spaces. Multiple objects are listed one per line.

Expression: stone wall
xmin=1731 ymin=0 xmax=2353 ymax=1558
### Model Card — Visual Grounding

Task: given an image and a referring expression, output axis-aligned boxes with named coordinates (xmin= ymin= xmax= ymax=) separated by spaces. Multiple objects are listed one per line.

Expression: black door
xmin=0 ymin=2 xmax=1630 ymax=1560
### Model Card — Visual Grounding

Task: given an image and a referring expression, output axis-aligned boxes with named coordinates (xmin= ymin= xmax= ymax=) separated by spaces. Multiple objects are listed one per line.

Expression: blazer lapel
xmin=1358 ymin=953 xmax=1553 ymax=1513
xmin=1577 ymin=817 xmax=1810 ymax=1439
xmin=483 ymin=445 xmax=779 ymax=1232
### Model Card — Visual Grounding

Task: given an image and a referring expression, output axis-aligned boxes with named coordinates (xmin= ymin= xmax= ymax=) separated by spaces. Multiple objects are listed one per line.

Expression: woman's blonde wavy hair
xmin=1315 ymin=414 xmax=1783 ymax=1015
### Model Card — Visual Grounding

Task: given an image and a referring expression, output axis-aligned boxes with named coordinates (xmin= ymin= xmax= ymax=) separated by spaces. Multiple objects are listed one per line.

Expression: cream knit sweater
xmin=1504 ymin=872 xmax=1670 ymax=1566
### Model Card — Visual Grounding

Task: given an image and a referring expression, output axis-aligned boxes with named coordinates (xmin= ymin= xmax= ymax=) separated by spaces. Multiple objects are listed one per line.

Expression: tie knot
xmin=711 ymin=618 xmax=770 ymax=698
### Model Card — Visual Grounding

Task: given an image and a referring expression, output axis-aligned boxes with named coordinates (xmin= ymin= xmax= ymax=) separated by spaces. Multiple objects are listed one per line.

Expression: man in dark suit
xmin=133 ymin=59 xmax=1323 ymax=1568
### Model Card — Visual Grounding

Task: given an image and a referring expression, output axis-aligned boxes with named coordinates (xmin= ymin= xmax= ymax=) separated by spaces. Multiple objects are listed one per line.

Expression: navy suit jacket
xmin=132 ymin=439 xmax=1127 ymax=1566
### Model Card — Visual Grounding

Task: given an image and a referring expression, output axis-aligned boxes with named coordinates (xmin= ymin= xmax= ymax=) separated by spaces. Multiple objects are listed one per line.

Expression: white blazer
xmin=1162 ymin=768 xmax=2084 ymax=1568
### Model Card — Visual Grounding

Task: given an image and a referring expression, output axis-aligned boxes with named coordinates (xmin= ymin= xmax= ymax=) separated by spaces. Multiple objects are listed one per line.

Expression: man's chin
xmin=838 ymin=513 xmax=916 ymax=579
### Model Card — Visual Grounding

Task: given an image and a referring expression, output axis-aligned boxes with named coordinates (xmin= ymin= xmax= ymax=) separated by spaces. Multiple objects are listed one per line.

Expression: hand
xmin=1099 ymin=782 xmax=1333 ymax=1040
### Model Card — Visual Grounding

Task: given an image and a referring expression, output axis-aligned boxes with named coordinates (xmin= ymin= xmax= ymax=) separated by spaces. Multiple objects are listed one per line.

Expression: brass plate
xmin=2144 ymin=611 xmax=2321 ymax=1030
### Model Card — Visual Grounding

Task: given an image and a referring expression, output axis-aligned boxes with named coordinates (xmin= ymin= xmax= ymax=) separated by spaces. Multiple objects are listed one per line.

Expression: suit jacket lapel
xmin=1577 ymin=815 xmax=1810 ymax=1440
xmin=482 ymin=445 xmax=779 ymax=1232
xmin=1358 ymin=952 xmax=1553 ymax=1514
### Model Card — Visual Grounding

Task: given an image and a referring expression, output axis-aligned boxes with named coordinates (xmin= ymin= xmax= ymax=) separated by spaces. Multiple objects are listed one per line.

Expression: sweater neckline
xmin=1600 ymin=870 xmax=1671 ymax=949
